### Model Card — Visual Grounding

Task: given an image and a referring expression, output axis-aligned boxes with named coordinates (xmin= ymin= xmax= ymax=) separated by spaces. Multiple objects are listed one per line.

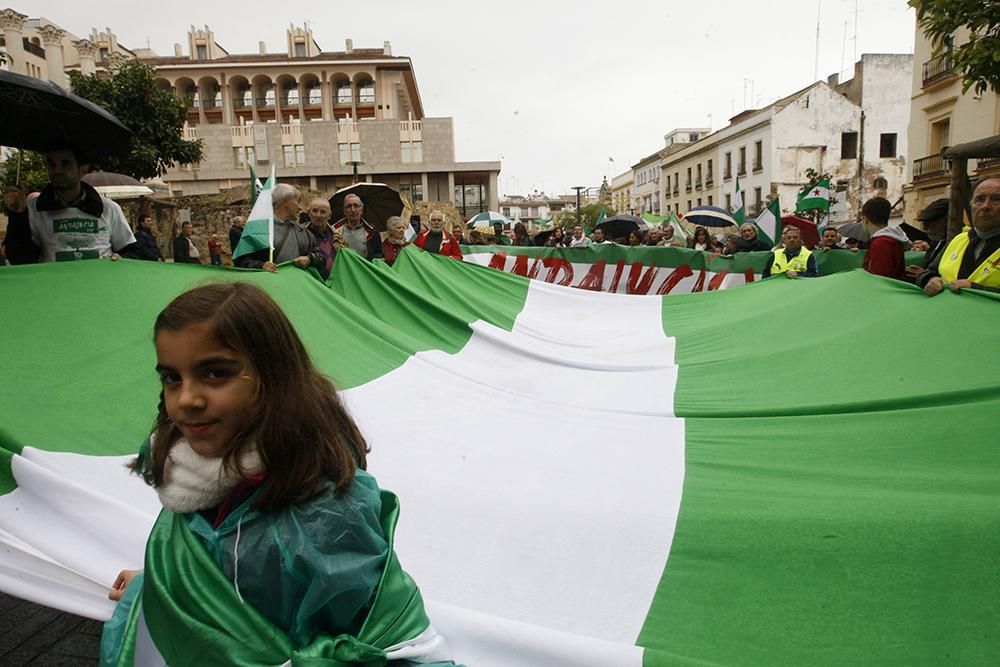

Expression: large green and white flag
xmin=232 ymin=166 xmax=276 ymax=262
xmin=797 ymin=177 xmax=831 ymax=212
xmin=754 ymin=198 xmax=782 ymax=246
xmin=732 ymin=177 xmax=745 ymax=226
xmin=0 ymin=250 xmax=996 ymax=665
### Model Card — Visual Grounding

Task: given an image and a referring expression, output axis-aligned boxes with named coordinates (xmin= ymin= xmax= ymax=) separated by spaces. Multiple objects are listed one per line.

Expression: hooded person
xmin=860 ymin=197 xmax=908 ymax=280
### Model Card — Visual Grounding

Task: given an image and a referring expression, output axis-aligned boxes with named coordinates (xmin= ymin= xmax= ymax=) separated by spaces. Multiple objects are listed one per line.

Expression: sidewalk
xmin=0 ymin=593 xmax=102 ymax=665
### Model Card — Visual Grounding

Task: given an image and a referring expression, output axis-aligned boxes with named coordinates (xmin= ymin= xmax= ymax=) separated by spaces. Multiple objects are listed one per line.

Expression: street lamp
xmin=572 ymin=185 xmax=585 ymax=229
xmin=346 ymin=160 xmax=365 ymax=183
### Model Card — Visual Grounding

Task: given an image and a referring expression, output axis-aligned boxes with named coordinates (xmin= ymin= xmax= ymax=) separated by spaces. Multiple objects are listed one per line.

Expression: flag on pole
xmin=796 ymin=177 xmax=831 ymax=213
xmin=666 ymin=210 xmax=688 ymax=241
xmin=232 ymin=167 xmax=276 ymax=262
xmin=732 ymin=177 xmax=745 ymax=226
xmin=754 ymin=198 xmax=782 ymax=247
xmin=248 ymin=164 xmax=263 ymax=208
xmin=593 ymin=206 xmax=607 ymax=232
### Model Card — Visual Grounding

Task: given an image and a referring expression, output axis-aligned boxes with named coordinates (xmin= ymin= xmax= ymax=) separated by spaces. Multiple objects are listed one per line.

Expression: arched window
xmin=357 ymin=78 xmax=375 ymax=103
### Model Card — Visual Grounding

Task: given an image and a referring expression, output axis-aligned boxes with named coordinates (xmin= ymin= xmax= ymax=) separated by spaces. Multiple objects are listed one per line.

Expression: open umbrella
xmin=835 ymin=221 xmax=869 ymax=244
xmin=780 ymin=214 xmax=820 ymax=248
xmin=595 ymin=214 xmax=646 ymax=241
xmin=81 ymin=171 xmax=153 ymax=200
xmin=684 ymin=205 xmax=737 ymax=228
xmin=329 ymin=182 xmax=407 ymax=233
xmin=466 ymin=211 xmax=511 ymax=232
xmin=0 ymin=70 xmax=132 ymax=160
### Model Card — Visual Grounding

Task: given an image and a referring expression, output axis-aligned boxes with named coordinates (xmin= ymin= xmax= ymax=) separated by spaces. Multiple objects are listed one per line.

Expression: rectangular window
xmin=738 ymin=147 xmax=747 ymax=175
xmin=725 ymin=193 xmax=732 ymax=209
xmin=930 ymin=119 xmax=950 ymax=153
xmin=246 ymin=146 xmax=256 ymax=165
xmin=295 ymin=144 xmax=305 ymax=165
xmin=708 ymin=195 xmax=713 ymax=205
xmin=339 ymin=143 xmax=349 ymax=164
xmin=196 ymin=44 xmax=207 ymax=60
xmin=294 ymin=42 xmax=306 ymax=57
xmin=350 ymin=143 xmax=360 ymax=162
xmin=233 ymin=147 xmax=246 ymax=168
xmin=724 ymin=152 xmax=732 ymax=179
xmin=879 ymin=133 xmax=897 ymax=158
xmin=841 ymin=132 xmax=859 ymax=159
xmin=753 ymin=140 xmax=763 ymax=171
xmin=412 ymin=140 xmax=422 ymax=162
xmin=697 ymin=198 xmax=702 ymax=206
xmin=283 ymin=145 xmax=295 ymax=167
xmin=754 ymin=187 xmax=762 ymax=209
xmin=706 ymin=159 xmax=713 ymax=182
xmin=401 ymin=142 xmax=410 ymax=163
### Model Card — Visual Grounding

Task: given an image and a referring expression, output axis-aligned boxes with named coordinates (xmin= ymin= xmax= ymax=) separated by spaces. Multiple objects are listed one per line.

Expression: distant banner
xmin=463 ymin=245 xmax=923 ymax=295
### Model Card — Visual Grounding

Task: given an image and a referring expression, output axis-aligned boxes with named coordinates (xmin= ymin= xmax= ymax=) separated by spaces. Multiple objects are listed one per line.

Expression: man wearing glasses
xmin=917 ymin=177 xmax=1000 ymax=295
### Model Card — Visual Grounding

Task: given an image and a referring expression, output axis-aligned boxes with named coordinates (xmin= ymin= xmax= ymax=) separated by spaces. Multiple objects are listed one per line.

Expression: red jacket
xmin=382 ymin=238 xmax=410 ymax=265
xmin=863 ymin=233 xmax=906 ymax=280
xmin=415 ymin=230 xmax=463 ymax=260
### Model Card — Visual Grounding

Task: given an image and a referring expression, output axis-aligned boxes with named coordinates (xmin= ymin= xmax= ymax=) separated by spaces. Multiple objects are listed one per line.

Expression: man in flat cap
xmin=906 ymin=198 xmax=949 ymax=281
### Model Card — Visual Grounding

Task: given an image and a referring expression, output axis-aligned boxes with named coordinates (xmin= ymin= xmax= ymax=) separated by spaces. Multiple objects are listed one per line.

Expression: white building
xmin=498 ymin=193 xmax=567 ymax=223
xmin=610 ymin=169 xmax=633 ymax=214
xmin=658 ymin=55 xmax=911 ymax=224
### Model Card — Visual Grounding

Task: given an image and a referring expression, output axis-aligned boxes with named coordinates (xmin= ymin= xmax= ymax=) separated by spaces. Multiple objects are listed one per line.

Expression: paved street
xmin=0 ymin=593 xmax=101 ymax=665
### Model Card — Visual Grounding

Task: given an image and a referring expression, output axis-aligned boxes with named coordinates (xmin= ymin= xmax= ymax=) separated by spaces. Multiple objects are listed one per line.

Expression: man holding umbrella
xmin=332 ymin=194 xmax=382 ymax=260
xmin=27 ymin=143 xmax=137 ymax=262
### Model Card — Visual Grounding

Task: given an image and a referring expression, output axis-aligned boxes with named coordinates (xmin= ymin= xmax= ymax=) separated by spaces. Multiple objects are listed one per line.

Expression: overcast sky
xmin=25 ymin=0 xmax=916 ymax=197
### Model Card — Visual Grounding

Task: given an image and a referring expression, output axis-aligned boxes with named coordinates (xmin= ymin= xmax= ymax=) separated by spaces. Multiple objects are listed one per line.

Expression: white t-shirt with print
xmin=28 ymin=196 xmax=135 ymax=262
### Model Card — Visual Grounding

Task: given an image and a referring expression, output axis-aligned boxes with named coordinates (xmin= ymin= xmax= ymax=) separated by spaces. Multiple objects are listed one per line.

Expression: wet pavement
xmin=0 ymin=593 xmax=101 ymax=665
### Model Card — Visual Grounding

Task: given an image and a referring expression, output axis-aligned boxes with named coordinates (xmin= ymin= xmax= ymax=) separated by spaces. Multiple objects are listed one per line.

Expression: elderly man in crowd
xmin=27 ymin=143 xmax=138 ymax=262
xmin=235 ymin=183 xmax=325 ymax=273
xmin=173 ymin=221 xmax=201 ymax=264
xmin=735 ymin=223 xmax=771 ymax=252
xmin=382 ymin=216 xmax=411 ymax=265
xmin=228 ymin=215 xmax=245 ymax=255
xmin=569 ymin=225 xmax=591 ymax=248
xmin=415 ymin=209 xmax=462 ymax=259
xmin=659 ymin=224 xmax=685 ymax=247
xmin=305 ymin=198 xmax=338 ymax=280
xmin=332 ymin=193 xmax=382 ymax=260
xmin=918 ymin=177 xmax=1000 ymax=295
xmin=762 ymin=226 xmax=818 ymax=279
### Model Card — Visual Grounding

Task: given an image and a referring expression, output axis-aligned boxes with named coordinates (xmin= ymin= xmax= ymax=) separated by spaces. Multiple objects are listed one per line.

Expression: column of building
xmin=0 ymin=9 xmax=28 ymax=76
xmin=72 ymin=39 xmax=98 ymax=76
xmin=36 ymin=25 xmax=67 ymax=88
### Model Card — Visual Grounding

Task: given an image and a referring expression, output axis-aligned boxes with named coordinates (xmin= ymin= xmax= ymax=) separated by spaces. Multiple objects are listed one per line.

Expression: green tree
xmin=0 ymin=150 xmax=49 ymax=193
xmin=69 ymin=61 xmax=202 ymax=178
xmin=555 ymin=202 xmax=615 ymax=232
xmin=909 ymin=0 xmax=1000 ymax=95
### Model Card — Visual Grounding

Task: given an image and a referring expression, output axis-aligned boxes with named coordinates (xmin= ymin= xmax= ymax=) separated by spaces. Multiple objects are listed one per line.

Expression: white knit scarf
xmin=155 ymin=438 xmax=262 ymax=513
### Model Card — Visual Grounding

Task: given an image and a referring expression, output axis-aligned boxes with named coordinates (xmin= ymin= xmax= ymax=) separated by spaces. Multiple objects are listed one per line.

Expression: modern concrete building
xmin=903 ymin=25 xmax=1000 ymax=221
xmin=0 ymin=10 xmax=501 ymax=215
xmin=656 ymin=55 xmax=912 ymax=225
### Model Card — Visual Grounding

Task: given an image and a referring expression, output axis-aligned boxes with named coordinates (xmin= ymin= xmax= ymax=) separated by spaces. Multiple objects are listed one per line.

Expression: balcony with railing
xmin=685 ymin=181 xmax=692 ymax=193
xmin=922 ymin=55 xmax=955 ymax=88
xmin=706 ymin=172 xmax=714 ymax=187
xmin=912 ymin=154 xmax=949 ymax=182
xmin=976 ymin=156 xmax=1000 ymax=174
xmin=672 ymin=186 xmax=679 ymax=196
xmin=737 ymin=163 xmax=747 ymax=176
xmin=695 ymin=177 xmax=702 ymax=190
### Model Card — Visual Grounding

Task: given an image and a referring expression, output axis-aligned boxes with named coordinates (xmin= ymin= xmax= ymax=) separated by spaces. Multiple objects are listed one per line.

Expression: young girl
xmin=100 ymin=282 xmax=452 ymax=666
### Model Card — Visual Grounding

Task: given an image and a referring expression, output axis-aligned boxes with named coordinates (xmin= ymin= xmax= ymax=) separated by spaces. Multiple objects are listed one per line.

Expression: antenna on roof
xmin=814 ymin=0 xmax=821 ymax=81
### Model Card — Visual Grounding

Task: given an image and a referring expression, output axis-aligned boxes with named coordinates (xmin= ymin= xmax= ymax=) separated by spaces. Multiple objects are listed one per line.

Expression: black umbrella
xmin=684 ymin=205 xmax=737 ymax=228
xmin=595 ymin=214 xmax=646 ymax=240
xmin=0 ymin=69 xmax=132 ymax=160
xmin=329 ymin=182 xmax=408 ymax=233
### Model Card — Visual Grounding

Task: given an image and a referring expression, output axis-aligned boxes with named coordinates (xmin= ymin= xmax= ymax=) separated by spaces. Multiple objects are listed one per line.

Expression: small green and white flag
xmin=732 ymin=177 xmax=745 ymax=226
xmin=796 ymin=177 xmax=831 ymax=213
xmin=666 ymin=210 xmax=688 ymax=241
xmin=248 ymin=164 xmax=263 ymax=208
xmin=754 ymin=198 xmax=782 ymax=247
xmin=232 ymin=166 xmax=276 ymax=262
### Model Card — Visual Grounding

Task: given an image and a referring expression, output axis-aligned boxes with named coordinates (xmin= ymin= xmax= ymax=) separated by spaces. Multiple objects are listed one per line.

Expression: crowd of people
xmin=3 ymin=144 xmax=999 ymax=296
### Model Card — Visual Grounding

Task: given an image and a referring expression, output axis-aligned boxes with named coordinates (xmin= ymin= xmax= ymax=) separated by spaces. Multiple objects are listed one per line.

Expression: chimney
xmin=345 ymin=38 xmax=353 ymax=53
xmin=259 ymin=41 xmax=267 ymax=55
xmin=827 ymin=73 xmax=839 ymax=86
xmin=174 ymin=43 xmax=183 ymax=57
xmin=383 ymin=40 xmax=391 ymax=55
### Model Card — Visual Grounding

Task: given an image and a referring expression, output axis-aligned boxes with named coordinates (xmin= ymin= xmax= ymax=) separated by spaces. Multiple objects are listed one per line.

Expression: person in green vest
xmin=100 ymin=282 xmax=454 ymax=667
xmin=761 ymin=226 xmax=819 ymax=278
xmin=918 ymin=177 xmax=1000 ymax=296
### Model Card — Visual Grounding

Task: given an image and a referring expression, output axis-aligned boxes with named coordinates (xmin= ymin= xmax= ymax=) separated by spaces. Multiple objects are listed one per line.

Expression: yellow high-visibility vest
xmin=938 ymin=230 xmax=1000 ymax=288
xmin=770 ymin=246 xmax=813 ymax=275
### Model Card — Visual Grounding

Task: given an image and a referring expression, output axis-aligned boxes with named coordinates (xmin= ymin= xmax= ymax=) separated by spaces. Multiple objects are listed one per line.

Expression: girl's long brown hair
xmin=144 ymin=282 xmax=368 ymax=510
